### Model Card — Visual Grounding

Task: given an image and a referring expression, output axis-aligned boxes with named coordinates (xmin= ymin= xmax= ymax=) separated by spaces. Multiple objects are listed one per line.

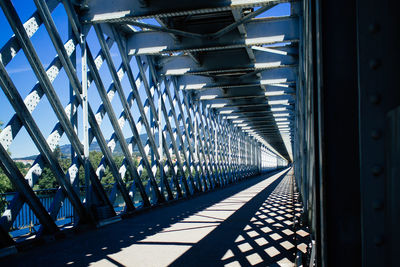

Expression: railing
xmin=0 ymin=168 xmax=261 ymax=237
xmin=0 ymin=185 xmax=129 ymax=237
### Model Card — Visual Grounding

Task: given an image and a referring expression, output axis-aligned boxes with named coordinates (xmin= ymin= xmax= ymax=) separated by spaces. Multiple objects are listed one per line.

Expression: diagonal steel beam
xmin=0 ymin=54 xmax=88 ymax=223
xmin=94 ymin=24 xmax=174 ymax=203
xmin=146 ymin=58 xmax=196 ymax=195
xmin=190 ymin=97 xmax=215 ymax=188
xmin=111 ymin=27 xmax=167 ymax=203
xmin=0 ymin=34 xmax=113 ymax=232
xmin=0 ymin=0 xmax=59 ymax=68
xmin=34 ymin=0 xmax=121 ymax=212
xmin=169 ymin=79 xmax=205 ymax=191
xmin=210 ymin=3 xmax=277 ymax=39
xmin=178 ymin=85 xmax=209 ymax=190
xmin=161 ymin=79 xmax=198 ymax=192
xmin=202 ymin=105 xmax=225 ymax=185
xmin=0 ymin=144 xmax=59 ymax=235
xmin=157 ymin=78 xmax=192 ymax=195
xmin=34 ymin=0 xmax=138 ymax=213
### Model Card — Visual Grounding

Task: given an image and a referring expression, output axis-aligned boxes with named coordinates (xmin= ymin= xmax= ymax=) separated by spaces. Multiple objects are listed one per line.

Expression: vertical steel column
xmin=161 ymin=79 xmax=197 ymax=193
xmin=193 ymin=101 xmax=215 ymax=188
xmin=155 ymin=77 xmax=191 ymax=196
xmin=244 ymin=135 xmax=247 ymax=174
xmin=85 ymin=44 xmax=146 ymax=210
xmin=171 ymin=81 xmax=203 ymax=191
xmin=187 ymin=100 xmax=208 ymax=190
xmin=111 ymin=31 xmax=167 ymax=203
xmin=356 ymin=0 xmax=400 ymax=265
xmin=236 ymin=131 xmax=240 ymax=175
xmin=314 ymin=0 xmax=360 ymax=265
xmin=213 ymin=113 xmax=229 ymax=184
xmin=0 ymin=29 xmax=114 ymax=232
xmin=192 ymin=111 xmax=209 ymax=189
xmin=80 ymin=31 xmax=91 ymax=209
xmin=201 ymin=105 xmax=223 ymax=186
xmin=68 ymin=19 xmax=80 ymax=223
xmin=188 ymin=101 xmax=207 ymax=190
xmin=214 ymin=119 xmax=219 ymax=181
xmin=199 ymin=103 xmax=220 ymax=186
xmin=250 ymin=138 xmax=253 ymax=172
xmin=232 ymin=126 xmax=238 ymax=180
xmin=235 ymin=128 xmax=240 ymax=179
xmin=158 ymin=79 xmax=164 ymax=194
xmin=149 ymin=82 xmax=157 ymax=195
xmin=242 ymin=133 xmax=244 ymax=174
xmin=210 ymin=112 xmax=227 ymax=185
xmin=228 ymin=125 xmax=232 ymax=179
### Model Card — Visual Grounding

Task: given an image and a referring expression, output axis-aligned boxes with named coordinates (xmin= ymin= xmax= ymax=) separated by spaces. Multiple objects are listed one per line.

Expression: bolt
xmin=371 ymin=129 xmax=381 ymax=140
xmin=369 ymin=23 xmax=380 ymax=34
xmin=372 ymin=165 xmax=383 ymax=176
xmin=372 ymin=201 xmax=383 ymax=211
xmin=374 ymin=236 xmax=384 ymax=246
xmin=369 ymin=94 xmax=381 ymax=105
xmin=369 ymin=59 xmax=381 ymax=70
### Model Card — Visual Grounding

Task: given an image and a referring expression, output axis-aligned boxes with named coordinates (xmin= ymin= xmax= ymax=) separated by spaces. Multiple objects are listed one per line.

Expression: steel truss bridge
xmin=0 ymin=0 xmax=399 ymax=266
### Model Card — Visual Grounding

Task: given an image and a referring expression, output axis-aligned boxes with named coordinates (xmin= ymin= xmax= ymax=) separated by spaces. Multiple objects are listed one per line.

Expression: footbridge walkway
xmin=1 ymin=169 xmax=310 ymax=266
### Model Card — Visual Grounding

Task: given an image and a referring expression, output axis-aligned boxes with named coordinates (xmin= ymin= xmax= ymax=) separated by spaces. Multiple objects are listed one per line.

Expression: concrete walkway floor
xmin=1 ymin=168 xmax=310 ymax=267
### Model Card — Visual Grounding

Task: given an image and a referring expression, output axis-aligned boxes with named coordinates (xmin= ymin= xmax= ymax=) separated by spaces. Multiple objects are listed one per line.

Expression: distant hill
xmin=14 ymin=130 xmax=178 ymax=161
xmin=58 ymin=133 xmax=153 ymax=156
xmin=13 ymin=155 xmax=38 ymax=161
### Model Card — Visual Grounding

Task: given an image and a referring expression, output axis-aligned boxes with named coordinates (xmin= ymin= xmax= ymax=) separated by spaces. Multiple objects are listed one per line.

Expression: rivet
xmin=374 ymin=236 xmax=384 ymax=246
xmin=372 ymin=201 xmax=383 ymax=211
xmin=368 ymin=23 xmax=380 ymax=34
xmin=372 ymin=165 xmax=383 ymax=176
xmin=371 ymin=129 xmax=381 ymax=140
xmin=369 ymin=94 xmax=381 ymax=105
xmin=369 ymin=59 xmax=381 ymax=70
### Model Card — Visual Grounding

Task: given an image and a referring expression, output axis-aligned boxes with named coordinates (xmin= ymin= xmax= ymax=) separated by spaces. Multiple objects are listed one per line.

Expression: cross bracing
xmin=0 ymin=0 xmax=293 ymax=246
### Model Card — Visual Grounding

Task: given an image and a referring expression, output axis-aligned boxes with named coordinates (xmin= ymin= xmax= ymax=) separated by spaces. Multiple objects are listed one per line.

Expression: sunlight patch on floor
xmin=89 ymin=171 xmax=286 ymax=266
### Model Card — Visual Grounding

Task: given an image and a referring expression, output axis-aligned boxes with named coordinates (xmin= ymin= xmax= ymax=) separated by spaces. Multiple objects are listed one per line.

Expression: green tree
xmin=53 ymin=145 xmax=61 ymax=161
xmin=0 ymin=121 xmax=14 ymax=194
xmin=34 ymin=166 xmax=59 ymax=190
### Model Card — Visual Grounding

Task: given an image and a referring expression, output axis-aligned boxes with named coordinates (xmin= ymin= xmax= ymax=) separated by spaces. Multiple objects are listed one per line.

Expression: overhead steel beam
xmin=126 ymin=20 xmax=204 ymax=39
xmin=82 ymin=0 xmax=294 ymax=22
xmin=231 ymin=117 xmax=289 ymax=122
xmin=212 ymin=104 xmax=293 ymax=111
xmin=233 ymin=118 xmax=293 ymax=123
xmin=222 ymin=109 xmax=293 ymax=114
xmin=240 ymin=124 xmax=292 ymax=129
xmin=197 ymin=93 xmax=295 ymax=102
xmin=126 ymin=17 xmax=299 ymax=55
xmin=176 ymin=68 xmax=297 ymax=90
xmin=200 ymin=95 xmax=295 ymax=104
xmin=157 ymin=49 xmax=298 ymax=75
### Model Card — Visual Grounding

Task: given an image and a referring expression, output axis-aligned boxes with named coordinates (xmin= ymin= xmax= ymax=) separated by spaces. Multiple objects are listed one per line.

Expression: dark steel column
xmin=315 ymin=0 xmax=360 ymax=265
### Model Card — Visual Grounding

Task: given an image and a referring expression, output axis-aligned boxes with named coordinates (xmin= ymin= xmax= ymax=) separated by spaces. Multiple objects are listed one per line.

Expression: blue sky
xmin=0 ymin=1 xmax=290 ymax=158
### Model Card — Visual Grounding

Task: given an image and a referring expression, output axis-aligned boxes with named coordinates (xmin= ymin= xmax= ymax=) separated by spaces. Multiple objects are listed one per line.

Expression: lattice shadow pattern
xmin=0 ymin=0 xmax=284 ymax=247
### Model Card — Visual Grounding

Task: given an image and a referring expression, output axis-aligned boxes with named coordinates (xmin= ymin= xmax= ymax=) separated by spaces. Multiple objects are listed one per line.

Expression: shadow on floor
xmin=169 ymin=170 xmax=307 ymax=267
xmin=0 ymin=169 xmax=300 ymax=267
